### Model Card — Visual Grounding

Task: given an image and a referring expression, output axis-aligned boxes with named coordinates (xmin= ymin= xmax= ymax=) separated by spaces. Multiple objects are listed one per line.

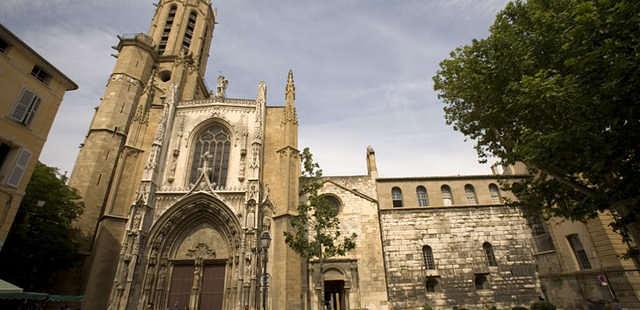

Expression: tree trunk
xmin=318 ymin=245 xmax=324 ymax=310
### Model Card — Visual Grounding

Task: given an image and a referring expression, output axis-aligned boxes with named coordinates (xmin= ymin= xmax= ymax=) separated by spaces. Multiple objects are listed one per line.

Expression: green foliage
xmin=530 ymin=301 xmax=556 ymax=310
xmin=284 ymin=147 xmax=357 ymax=260
xmin=433 ymin=0 xmax=640 ymax=243
xmin=423 ymin=304 xmax=433 ymax=310
xmin=0 ymin=162 xmax=84 ymax=291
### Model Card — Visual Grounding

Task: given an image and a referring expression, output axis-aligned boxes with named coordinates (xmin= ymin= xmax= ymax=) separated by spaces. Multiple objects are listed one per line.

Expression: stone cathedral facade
xmin=67 ymin=0 xmax=640 ymax=309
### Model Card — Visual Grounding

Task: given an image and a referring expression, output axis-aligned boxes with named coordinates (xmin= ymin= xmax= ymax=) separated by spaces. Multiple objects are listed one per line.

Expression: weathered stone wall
xmin=316 ymin=176 xmax=390 ymax=310
xmin=380 ymin=205 xmax=539 ymax=309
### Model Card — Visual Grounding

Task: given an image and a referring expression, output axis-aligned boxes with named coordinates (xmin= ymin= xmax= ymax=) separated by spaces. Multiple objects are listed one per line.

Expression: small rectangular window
xmin=5 ymin=148 xmax=31 ymax=188
xmin=31 ymin=65 xmax=51 ymax=84
xmin=474 ymin=273 xmax=489 ymax=290
xmin=11 ymin=89 xmax=41 ymax=125
xmin=425 ymin=276 xmax=439 ymax=293
xmin=0 ymin=37 xmax=8 ymax=53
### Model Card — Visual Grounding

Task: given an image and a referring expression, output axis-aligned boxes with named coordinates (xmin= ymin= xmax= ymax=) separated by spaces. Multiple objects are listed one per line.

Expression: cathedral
xmin=66 ymin=0 xmax=640 ymax=309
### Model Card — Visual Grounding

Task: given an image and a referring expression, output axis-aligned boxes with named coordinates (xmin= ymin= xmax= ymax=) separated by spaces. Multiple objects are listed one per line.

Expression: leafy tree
xmin=433 ymin=0 xmax=640 ymax=247
xmin=0 ymin=162 xmax=84 ymax=291
xmin=284 ymin=148 xmax=357 ymax=308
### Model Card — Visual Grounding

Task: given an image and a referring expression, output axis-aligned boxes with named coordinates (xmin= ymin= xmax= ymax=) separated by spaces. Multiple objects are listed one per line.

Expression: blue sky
xmin=1 ymin=0 xmax=508 ymax=177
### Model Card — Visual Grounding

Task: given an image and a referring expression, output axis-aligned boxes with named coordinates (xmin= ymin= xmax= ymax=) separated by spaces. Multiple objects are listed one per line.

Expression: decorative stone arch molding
xmin=185 ymin=116 xmax=235 ymax=149
xmin=139 ymin=192 xmax=247 ymax=310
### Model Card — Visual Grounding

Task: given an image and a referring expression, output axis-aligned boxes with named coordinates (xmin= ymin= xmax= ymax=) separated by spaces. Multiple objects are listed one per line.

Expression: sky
xmin=0 ymin=0 xmax=509 ymax=177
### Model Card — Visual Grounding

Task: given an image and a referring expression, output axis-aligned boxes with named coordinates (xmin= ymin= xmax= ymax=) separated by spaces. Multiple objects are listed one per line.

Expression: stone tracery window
xmin=189 ymin=123 xmax=231 ymax=186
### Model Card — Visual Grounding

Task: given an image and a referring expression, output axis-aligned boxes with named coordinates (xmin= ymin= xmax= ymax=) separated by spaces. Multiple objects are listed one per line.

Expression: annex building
xmin=65 ymin=0 xmax=640 ymax=309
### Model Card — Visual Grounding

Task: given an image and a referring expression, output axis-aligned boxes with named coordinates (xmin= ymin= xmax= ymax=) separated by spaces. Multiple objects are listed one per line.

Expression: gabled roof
xmin=0 ymin=23 xmax=78 ymax=91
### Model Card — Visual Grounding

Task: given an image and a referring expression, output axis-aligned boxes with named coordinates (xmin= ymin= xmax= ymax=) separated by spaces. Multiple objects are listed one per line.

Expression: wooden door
xmin=199 ymin=263 xmax=226 ymax=310
xmin=167 ymin=264 xmax=194 ymax=310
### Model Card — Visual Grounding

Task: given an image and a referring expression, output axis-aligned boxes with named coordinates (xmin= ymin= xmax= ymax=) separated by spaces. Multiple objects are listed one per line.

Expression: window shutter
xmin=24 ymin=96 xmax=41 ymax=125
xmin=6 ymin=148 xmax=31 ymax=188
xmin=11 ymin=89 xmax=35 ymax=122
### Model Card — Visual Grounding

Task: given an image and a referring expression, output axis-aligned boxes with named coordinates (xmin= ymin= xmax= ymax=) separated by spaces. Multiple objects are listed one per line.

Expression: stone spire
xmin=281 ymin=70 xmax=298 ymax=149
xmin=285 ymin=69 xmax=295 ymax=103
xmin=284 ymin=69 xmax=297 ymax=125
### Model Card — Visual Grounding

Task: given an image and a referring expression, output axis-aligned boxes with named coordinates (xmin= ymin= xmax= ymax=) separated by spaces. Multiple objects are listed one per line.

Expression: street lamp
xmin=260 ymin=231 xmax=271 ymax=250
xmin=260 ymin=231 xmax=271 ymax=310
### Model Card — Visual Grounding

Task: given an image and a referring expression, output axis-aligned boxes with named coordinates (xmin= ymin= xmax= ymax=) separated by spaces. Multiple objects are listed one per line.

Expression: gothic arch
xmin=186 ymin=117 xmax=234 ymax=149
xmin=139 ymin=192 xmax=243 ymax=310
xmin=185 ymin=118 xmax=234 ymax=187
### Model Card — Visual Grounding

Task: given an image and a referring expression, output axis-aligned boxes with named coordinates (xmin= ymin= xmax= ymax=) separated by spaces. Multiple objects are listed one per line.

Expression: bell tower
xmin=148 ymin=0 xmax=216 ymax=100
xmin=66 ymin=1 xmax=217 ymax=309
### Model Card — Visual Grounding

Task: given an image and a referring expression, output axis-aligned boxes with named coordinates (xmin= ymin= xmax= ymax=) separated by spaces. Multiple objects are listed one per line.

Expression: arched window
xmin=189 ymin=123 xmax=231 ymax=186
xmin=441 ymin=185 xmax=453 ymax=206
xmin=464 ymin=184 xmax=478 ymax=204
xmin=159 ymin=5 xmax=177 ymax=54
xmin=183 ymin=11 xmax=197 ymax=50
xmin=567 ymin=234 xmax=592 ymax=270
xmin=483 ymin=242 xmax=497 ymax=266
xmin=489 ymin=183 xmax=501 ymax=203
xmin=422 ymin=245 xmax=435 ymax=270
xmin=320 ymin=195 xmax=341 ymax=216
xmin=391 ymin=187 xmax=403 ymax=208
xmin=416 ymin=186 xmax=428 ymax=207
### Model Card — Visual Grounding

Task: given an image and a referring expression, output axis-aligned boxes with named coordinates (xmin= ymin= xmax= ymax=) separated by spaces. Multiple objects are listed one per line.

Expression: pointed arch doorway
xmin=141 ymin=193 xmax=245 ymax=310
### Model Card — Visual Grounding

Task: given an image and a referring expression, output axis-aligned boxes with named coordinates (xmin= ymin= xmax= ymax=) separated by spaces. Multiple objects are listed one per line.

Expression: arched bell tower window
xmin=159 ymin=4 xmax=177 ymax=55
xmin=189 ymin=123 xmax=231 ymax=187
xmin=183 ymin=11 xmax=197 ymax=50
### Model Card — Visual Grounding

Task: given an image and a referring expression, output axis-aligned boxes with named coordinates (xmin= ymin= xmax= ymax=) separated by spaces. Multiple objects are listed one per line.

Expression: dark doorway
xmin=199 ymin=263 xmax=226 ymax=310
xmin=167 ymin=264 xmax=194 ymax=310
xmin=324 ymin=280 xmax=346 ymax=310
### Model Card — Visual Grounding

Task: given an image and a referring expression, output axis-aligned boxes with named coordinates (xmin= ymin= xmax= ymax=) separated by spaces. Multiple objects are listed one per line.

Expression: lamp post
xmin=260 ymin=231 xmax=271 ymax=310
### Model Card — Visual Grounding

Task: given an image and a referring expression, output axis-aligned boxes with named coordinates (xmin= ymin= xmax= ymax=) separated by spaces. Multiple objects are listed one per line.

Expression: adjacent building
xmin=0 ymin=23 xmax=77 ymax=251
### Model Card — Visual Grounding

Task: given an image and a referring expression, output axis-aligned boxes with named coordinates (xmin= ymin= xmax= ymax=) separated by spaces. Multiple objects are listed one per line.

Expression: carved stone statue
xmin=216 ymin=75 xmax=228 ymax=98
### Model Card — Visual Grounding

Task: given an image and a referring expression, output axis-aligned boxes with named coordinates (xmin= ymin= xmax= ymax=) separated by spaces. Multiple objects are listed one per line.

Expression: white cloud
xmin=2 ymin=0 xmax=507 ymax=177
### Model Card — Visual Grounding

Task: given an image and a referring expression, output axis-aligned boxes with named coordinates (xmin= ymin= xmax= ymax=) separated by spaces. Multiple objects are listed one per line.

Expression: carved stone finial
xmin=285 ymin=69 xmax=295 ymax=102
xmin=216 ymin=75 xmax=228 ymax=98
xmin=283 ymin=70 xmax=297 ymax=124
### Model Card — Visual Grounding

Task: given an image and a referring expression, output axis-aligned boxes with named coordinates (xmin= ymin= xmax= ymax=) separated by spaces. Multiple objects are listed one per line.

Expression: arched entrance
xmin=139 ymin=192 xmax=243 ymax=310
